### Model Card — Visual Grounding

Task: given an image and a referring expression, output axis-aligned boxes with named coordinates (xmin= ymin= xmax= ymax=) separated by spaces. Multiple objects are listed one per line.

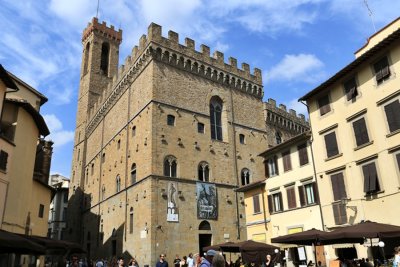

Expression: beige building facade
xmin=299 ymin=18 xmax=400 ymax=260
xmin=68 ymin=18 xmax=309 ymax=264
xmin=0 ymin=66 xmax=52 ymax=237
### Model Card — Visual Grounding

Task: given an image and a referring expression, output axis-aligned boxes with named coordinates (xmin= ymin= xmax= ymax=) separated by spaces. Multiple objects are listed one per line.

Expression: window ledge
xmin=364 ymin=190 xmax=385 ymax=198
xmin=354 ymin=141 xmax=374 ymax=151
xmin=0 ymin=169 xmax=6 ymax=174
xmin=325 ymin=153 xmax=343 ymax=162
xmin=299 ymin=163 xmax=310 ymax=167
xmin=386 ymin=129 xmax=400 ymax=138
xmin=0 ymin=135 xmax=16 ymax=146
xmin=253 ymin=212 xmax=262 ymax=215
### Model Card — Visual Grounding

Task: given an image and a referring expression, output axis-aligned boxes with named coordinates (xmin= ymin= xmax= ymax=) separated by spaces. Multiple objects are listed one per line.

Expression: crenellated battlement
xmin=87 ymin=22 xmax=264 ymax=134
xmin=82 ymin=17 xmax=122 ymax=44
xmin=263 ymin=98 xmax=309 ymax=134
xmin=145 ymin=23 xmax=262 ymax=85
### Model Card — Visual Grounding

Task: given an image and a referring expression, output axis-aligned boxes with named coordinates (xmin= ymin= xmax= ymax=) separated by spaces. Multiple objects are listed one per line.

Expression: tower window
xmin=164 ymin=156 xmax=177 ymax=177
xmin=129 ymin=207 xmax=134 ymax=234
xmin=167 ymin=115 xmax=175 ymax=126
xmin=116 ymin=175 xmax=121 ymax=193
xmin=210 ymin=96 xmax=223 ymax=141
xmin=197 ymin=122 xmax=205 ymax=134
xmin=241 ymin=168 xmax=250 ymax=185
xmin=83 ymin=42 xmax=90 ymax=76
xmin=131 ymin=163 xmax=137 ymax=184
xmin=198 ymin=162 xmax=210 ymax=182
xmin=239 ymin=134 xmax=245 ymax=144
xmin=100 ymin=42 xmax=110 ymax=75
xmin=132 ymin=126 xmax=136 ymax=137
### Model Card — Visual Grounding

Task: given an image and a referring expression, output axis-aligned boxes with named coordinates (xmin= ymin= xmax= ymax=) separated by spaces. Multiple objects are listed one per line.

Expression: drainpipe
xmin=229 ymin=87 xmax=241 ymax=240
xmin=299 ymin=101 xmax=325 ymax=230
xmin=260 ymin=184 xmax=268 ymax=231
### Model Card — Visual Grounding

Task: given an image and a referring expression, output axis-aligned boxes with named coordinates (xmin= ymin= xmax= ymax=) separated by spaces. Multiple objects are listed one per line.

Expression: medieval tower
xmin=68 ymin=18 xmax=308 ymax=264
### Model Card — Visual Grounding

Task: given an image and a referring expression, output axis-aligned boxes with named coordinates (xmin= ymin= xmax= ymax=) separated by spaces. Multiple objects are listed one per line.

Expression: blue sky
xmin=1 ymin=0 xmax=399 ymax=177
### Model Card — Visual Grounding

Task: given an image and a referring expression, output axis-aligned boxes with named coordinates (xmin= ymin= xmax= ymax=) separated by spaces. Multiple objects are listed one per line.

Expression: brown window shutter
xmin=382 ymin=65 xmax=390 ymax=79
xmin=333 ymin=202 xmax=347 ymax=225
xmin=282 ymin=151 xmax=292 ymax=172
xmin=312 ymin=182 xmax=319 ymax=204
xmin=376 ymin=70 xmax=383 ymax=82
xmin=331 ymin=173 xmax=347 ymax=201
xmin=384 ymin=100 xmax=400 ymax=133
xmin=298 ymin=143 xmax=309 ymax=166
xmin=353 ymin=118 xmax=369 ymax=147
xmin=363 ymin=162 xmax=379 ymax=193
xmin=286 ymin=187 xmax=296 ymax=209
xmin=264 ymin=160 xmax=269 ymax=178
xmin=324 ymin=132 xmax=339 ymax=158
xmin=267 ymin=195 xmax=273 ymax=213
xmin=344 ymin=77 xmax=358 ymax=101
xmin=318 ymin=95 xmax=331 ymax=115
xmin=274 ymin=156 xmax=279 ymax=175
xmin=396 ymin=153 xmax=400 ymax=171
xmin=253 ymin=195 xmax=261 ymax=213
xmin=278 ymin=192 xmax=283 ymax=211
xmin=298 ymin=186 xmax=305 ymax=207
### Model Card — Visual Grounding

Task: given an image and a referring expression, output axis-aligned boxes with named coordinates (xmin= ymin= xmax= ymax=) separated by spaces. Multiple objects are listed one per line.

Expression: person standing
xmin=187 ymin=254 xmax=194 ymax=267
xmin=180 ymin=256 xmax=188 ymax=267
xmin=201 ymin=250 xmax=216 ymax=267
xmin=394 ymin=247 xmax=400 ymax=267
xmin=174 ymin=255 xmax=181 ymax=267
xmin=118 ymin=258 xmax=126 ymax=267
xmin=157 ymin=254 xmax=169 ymax=267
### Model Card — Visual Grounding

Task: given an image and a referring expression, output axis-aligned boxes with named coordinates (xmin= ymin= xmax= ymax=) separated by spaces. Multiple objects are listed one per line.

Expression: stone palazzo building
xmin=67 ymin=18 xmax=308 ymax=264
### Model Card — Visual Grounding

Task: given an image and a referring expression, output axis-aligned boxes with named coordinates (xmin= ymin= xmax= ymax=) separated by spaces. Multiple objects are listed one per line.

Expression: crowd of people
xmin=57 ymin=245 xmax=400 ymax=267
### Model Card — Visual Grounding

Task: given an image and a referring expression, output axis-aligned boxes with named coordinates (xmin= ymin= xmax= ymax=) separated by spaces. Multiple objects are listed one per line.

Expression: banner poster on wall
xmin=167 ymin=182 xmax=179 ymax=222
xmin=196 ymin=182 xmax=218 ymax=219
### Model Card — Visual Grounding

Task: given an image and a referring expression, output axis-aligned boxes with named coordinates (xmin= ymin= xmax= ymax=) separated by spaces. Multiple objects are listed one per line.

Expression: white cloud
xmin=48 ymin=86 xmax=74 ymax=105
xmin=43 ymin=114 xmax=74 ymax=148
xmin=267 ymin=54 xmax=325 ymax=83
xmin=49 ymin=0 xmax=94 ymax=28
xmin=207 ymin=0 xmax=325 ymax=34
xmin=214 ymin=42 xmax=229 ymax=53
xmin=50 ymin=131 xmax=75 ymax=148
xmin=285 ymin=98 xmax=309 ymax=119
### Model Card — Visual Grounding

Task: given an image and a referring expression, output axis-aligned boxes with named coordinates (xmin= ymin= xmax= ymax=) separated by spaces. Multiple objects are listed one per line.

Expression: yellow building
xmin=0 ymin=66 xmax=53 ymax=240
xmin=239 ymin=132 xmax=325 ymax=267
xmin=0 ymin=64 xmax=19 ymax=228
xmin=299 ymin=18 xmax=400 ymax=260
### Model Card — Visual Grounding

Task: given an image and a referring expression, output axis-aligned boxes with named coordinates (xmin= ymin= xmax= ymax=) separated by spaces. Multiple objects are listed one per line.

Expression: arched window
xmin=83 ymin=42 xmax=90 ymax=76
xmin=276 ymin=131 xmax=282 ymax=144
xmin=241 ymin=168 xmax=250 ymax=186
xmin=131 ymin=163 xmax=137 ymax=184
xmin=101 ymin=186 xmax=105 ymax=200
xmin=198 ymin=220 xmax=211 ymax=230
xmin=198 ymin=162 xmax=210 ymax=182
xmin=100 ymin=42 xmax=110 ymax=75
xmin=116 ymin=175 xmax=121 ymax=193
xmin=164 ymin=156 xmax=177 ymax=177
xmin=210 ymin=96 xmax=223 ymax=141
xmin=129 ymin=207 xmax=134 ymax=234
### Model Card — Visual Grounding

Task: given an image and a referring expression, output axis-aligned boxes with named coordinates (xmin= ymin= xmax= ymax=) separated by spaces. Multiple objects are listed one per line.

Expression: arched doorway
xmin=198 ymin=221 xmax=212 ymax=254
